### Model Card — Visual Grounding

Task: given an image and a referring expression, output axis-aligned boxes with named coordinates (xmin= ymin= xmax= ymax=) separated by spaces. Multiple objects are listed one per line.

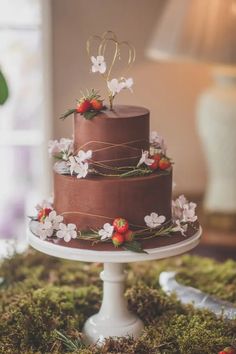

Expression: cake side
xmin=53 ymin=168 xmax=172 ymax=231
xmin=74 ymin=105 xmax=150 ymax=169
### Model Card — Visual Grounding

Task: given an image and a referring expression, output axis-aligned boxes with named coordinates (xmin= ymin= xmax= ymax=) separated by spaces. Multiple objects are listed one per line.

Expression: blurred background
xmin=0 ymin=0 xmax=235 ymax=259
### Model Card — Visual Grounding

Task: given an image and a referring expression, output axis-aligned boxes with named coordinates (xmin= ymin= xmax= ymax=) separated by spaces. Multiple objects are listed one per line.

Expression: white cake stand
xmin=27 ymin=224 xmax=202 ymax=345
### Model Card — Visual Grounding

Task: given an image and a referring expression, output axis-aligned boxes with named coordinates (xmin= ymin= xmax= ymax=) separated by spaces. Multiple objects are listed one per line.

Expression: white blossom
xmin=48 ymin=138 xmax=73 ymax=160
xmin=98 ymin=223 xmax=114 ymax=240
xmin=107 ymin=78 xmax=125 ymax=95
xmin=122 ymin=77 xmax=133 ymax=91
xmin=172 ymin=195 xmax=197 ymax=223
xmin=76 ymin=150 xmax=92 ymax=163
xmin=45 ymin=210 xmax=63 ymax=231
xmin=68 ymin=150 xmax=91 ymax=179
xmin=68 ymin=156 xmax=89 ymax=178
xmin=35 ymin=198 xmax=53 ymax=212
xmin=150 ymin=131 xmax=167 ymax=154
xmin=182 ymin=202 xmax=197 ymax=223
xmin=91 ymin=55 xmax=106 ymax=74
xmin=137 ymin=150 xmax=154 ymax=167
xmin=107 ymin=77 xmax=134 ymax=96
xmin=56 ymin=223 xmax=77 ymax=242
xmin=172 ymin=220 xmax=188 ymax=236
xmin=37 ymin=221 xmax=54 ymax=240
xmin=75 ymin=162 xmax=89 ymax=179
xmin=144 ymin=212 xmax=166 ymax=229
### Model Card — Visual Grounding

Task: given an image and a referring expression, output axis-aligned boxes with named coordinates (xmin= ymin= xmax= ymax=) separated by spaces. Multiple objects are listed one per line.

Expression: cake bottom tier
xmin=53 ymin=169 xmax=172 ymax=230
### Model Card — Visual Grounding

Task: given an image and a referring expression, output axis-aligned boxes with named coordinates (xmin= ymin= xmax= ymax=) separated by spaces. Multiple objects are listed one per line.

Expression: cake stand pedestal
xmin=28 ymin=224 xmax=201 ymax=345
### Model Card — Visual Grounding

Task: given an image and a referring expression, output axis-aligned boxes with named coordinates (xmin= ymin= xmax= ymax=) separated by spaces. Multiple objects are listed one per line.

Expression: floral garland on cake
xmin=48 ymin=131 xmax=172 ymax=179
xmin=30 ymin=195 xmax=198 ymax=253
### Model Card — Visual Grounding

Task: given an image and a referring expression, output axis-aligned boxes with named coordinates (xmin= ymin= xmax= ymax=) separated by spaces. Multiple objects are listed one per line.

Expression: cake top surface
xmin=84 ymin=105 xmax=149 ymax=120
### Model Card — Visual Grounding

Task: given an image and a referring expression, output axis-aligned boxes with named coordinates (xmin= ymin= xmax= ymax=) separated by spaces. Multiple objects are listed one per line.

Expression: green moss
xmin=0 ymin=250 xmax=236 ymax=353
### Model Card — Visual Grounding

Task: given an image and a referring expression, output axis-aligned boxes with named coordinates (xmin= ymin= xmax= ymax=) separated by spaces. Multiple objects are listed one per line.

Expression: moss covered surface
xmin=0 ymin=250 xmax=236 ymax=353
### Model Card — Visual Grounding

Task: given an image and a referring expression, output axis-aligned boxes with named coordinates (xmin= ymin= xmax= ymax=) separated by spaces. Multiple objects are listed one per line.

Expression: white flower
xmin=107 ymin=77 xmax=134 ymax=96
xmin=176 ymin=195 xmax=188 ymax=208
xmin=68 ymin=156 xmax=80 ymax=175
xmin=48 ymin=139 xmax=60 ymax=157
xmin=107 ymin=78 xmax=124 ymax=96
xmin=91 ymin=55 xmax=106 ymax=74
xmin=172 ymin=195 xmax=187 ymax=221
xmin=150 ymin=131 xmax=167 ymax=154
xmin=35 ymin=198 xmax=53 ymax=212
xmin=48 ymin=138 xmax=73 ymax=160
xmin=144 ymin=212 xmax=166 ymax=229
xmin=37 ymin=221 xmax=54 ymax=240
xmin=172 ymin=195 xmax=197 ymax=223
xmin=172 ymin=220 xmax=188 ymax=236
xmin=68 ymin=150 xmax=91 ymax=178
xmin=137 ymin=150 xmax=154 ymax=167
xmin=68 ymin=156 xmax=89 ymax=178
xmin=182 ymin=202 xmax=197 ymax=223
xmin=45 ymin=210 xmax=63 ymax=231
xmin=75 ymin=162 xmax=89 ymax=179
xmin=56 ymin=223 xmax=77 ymax=242
xmin=76 ymin=150 xmax=92 ymax=163
xmin=123 ymin=77 xmax=133 ymax=91
xmin=98 ymin=223 xmax=114 ymax=240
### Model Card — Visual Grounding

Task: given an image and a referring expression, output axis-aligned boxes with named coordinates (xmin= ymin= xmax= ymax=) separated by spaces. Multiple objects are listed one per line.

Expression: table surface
xmin=28 ymin=222 xmax=202 ymax=263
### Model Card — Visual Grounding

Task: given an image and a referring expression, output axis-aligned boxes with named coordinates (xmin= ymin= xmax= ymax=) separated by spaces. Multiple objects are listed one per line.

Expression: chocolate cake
xmin=30 ymin=33 xmax=200 ymax=253
xmin=54 ymin=105 xmax=172 ymax=231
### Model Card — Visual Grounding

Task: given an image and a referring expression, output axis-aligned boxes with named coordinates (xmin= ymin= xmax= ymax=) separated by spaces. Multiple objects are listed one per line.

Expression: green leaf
xmin=0 ymin=70 xmax=9 ymax=105
xmin=60 ymin=108 xmax=76 ymax=120
xmin=123 ymin=241 xmax=148 ymax=253
xmin=83 ymin=110 xmax=99 ymax=120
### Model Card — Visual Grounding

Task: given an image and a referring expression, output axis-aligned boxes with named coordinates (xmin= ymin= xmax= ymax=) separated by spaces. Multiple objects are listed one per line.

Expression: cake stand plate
xmin=27 ymin=224 xmax=202 ymax=345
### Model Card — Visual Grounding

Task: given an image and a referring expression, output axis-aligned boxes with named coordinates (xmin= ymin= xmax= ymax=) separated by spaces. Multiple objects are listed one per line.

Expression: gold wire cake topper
xmin=60 ymin=31 xmax=136 ymax=120
xmin=86 ymin=31 xmax=136 ymax=109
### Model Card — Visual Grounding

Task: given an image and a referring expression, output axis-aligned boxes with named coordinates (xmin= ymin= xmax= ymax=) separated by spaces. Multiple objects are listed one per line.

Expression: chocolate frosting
xmin=73 ymin=105 xmax=149 ymax=169
xmin=53 ymin=169 xmax=172 ymax=230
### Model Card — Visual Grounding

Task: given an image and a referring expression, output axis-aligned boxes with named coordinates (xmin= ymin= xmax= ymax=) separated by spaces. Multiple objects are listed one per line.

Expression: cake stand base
xmin=83 ymin=263 xmax=144 ymax=345
xmin=28 ymin=223 xmax=202 ymax=345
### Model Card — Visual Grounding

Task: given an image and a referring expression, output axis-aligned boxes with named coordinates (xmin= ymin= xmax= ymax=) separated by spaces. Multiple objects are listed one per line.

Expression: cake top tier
xmin=73 ymin=104 xmax=150 ymax=170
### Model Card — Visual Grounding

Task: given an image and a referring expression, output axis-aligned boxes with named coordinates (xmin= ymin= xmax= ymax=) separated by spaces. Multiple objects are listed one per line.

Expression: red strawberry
xmin=150 ymin=154 xmax=161 ymax=170
xmin=219 ymin=348 xmax=236 ymax=354
xmin=124 ymin=230 xmax=134 ymax=242
xmin=90 ymin=99 xmax=103 ymax=111
xmin=112 ymin=232 xmax=125 ymax=247
xmin=159 ymin=157 xmax=171 ymax=170
xmin=113 ymin=218 xmax=129 ymax=234
xmin=37 ymin=208 xmax=52 ymax=222
xmin=76 ymin=99 xmax=91 ymax=114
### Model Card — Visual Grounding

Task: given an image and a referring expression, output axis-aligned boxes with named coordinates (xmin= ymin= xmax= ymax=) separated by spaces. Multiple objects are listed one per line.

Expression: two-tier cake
xmin=29 ymin=32 xmax=199 ymax=253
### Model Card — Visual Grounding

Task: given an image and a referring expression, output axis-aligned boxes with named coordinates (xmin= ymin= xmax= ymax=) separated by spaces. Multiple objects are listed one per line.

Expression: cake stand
xmin=27 ymin=224 xmax=202 ymax=345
